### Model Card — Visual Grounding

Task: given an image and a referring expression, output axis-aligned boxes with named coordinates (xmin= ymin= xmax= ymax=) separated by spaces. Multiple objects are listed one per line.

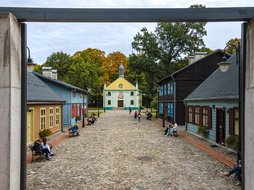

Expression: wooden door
xmin=118 ymin=100 xmax=123 ymax=107
xmin=216 ymin=109 xmax=225 ymax=145
xmin=27 ymin=110 xmax=33 ymax=145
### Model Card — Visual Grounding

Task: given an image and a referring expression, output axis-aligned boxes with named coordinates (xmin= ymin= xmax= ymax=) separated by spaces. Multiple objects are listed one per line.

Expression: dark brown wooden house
xmin=157 ymin=50 xmax=228 ymax=125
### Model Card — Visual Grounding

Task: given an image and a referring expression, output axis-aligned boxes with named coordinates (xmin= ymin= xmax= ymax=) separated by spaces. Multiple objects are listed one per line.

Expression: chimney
xmin=188 ymin=52 xmax=208 ymax=65
xmin=42 ymin=67 xmax=53 ymax=78
xmin=188 ymin=56 xmax=195 ymax=65
xmin=104 ymin=82 xmax=107 ymax=89
xmin=51 ymin=69 xmax=58 ymax=80
xmin=194 ymin=52 xmax=207 ymax=62
xmin=136 ymin=82 xmax=138 ymax=89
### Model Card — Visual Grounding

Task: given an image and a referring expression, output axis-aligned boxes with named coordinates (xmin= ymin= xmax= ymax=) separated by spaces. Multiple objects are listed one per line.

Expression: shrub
xmin=197 ymin=125 xmax=209 ymax=136
xmin=39 ymin=129 xmax=52 ymax=138
xmin=76 ymin=115 xmax=81 ymax=121
xmin=226 ymin=135 xmax=239 ymax=150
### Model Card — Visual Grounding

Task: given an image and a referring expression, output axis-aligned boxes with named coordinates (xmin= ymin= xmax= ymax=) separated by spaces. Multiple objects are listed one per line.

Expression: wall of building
xmin=28 ymin=104 xmax=62 ymax=141
xmin=186 ymin=101 xmax=238 ymax=143
xmin=104 ymin=90 xmax=139 ymax=109
xmin=245 ymin=19 xmax=254 ymax=190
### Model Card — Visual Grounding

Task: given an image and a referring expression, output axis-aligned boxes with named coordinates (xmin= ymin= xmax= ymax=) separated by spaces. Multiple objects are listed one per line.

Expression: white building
xmin=103 ymin=64 xmax=142 ymax=110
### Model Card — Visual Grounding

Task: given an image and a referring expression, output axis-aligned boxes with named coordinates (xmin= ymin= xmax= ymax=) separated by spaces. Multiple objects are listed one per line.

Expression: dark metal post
xmin=163 ymin=87 xmax=165 ymax=128
xmin=82 ymin=93 xmax=85 ymax=128
xmin=21 ymin=22 xmax=27 ymax=190
xmin=240 ymin=22 xmax=247 ymax=190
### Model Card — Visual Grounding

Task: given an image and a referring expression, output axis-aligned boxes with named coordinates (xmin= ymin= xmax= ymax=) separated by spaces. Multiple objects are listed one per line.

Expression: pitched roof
xmin=33 ymin=72 xmax=87 ymax=93
xmin=158 ymin=50 xmax=226 ymax=84
xmin=185 ymin=54 xmax=238 ymax=102
xmin=105 ymin=77 xmax=137 ymax=90
xmin=27 ymin=72 xmax=65 ymax=103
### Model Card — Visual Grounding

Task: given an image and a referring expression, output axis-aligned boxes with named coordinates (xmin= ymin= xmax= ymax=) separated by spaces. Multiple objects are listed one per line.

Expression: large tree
xmin=129 ymin=4 xmax=208 ymax=108
xmin=43 ymin=51 xmax=73 ymax=80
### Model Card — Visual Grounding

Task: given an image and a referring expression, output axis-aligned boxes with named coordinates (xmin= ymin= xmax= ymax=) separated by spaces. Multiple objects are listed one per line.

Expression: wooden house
xmin=27 ymin=72 xmax=65 ymax=145
xmin=34 ymin=67 xmax=88 ymax=127
xmin=157 ymin=50 xmax=227 ymax=125
xmin=184 ymin=55 xmax=238 ymax=145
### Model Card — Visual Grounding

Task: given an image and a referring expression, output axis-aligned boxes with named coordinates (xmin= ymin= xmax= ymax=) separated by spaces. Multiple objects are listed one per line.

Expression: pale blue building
xmin=34 ymin=70 xmax=88 ymax=127
xmin=184 ymin=55 xmax=239 ymax=145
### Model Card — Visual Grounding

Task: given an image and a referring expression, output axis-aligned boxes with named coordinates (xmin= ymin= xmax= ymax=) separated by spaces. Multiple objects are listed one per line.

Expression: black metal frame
xmin=1 ymin=7 xmax=254 ymax=22
xmin=0 ymin=7 xmax=250 ymax=190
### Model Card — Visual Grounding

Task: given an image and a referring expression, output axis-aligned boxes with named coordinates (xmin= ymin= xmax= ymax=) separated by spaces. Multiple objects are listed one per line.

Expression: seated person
xmin=41 ymin=137 xmax=54 ymax=160
xmin=224 ymin=160 xmax=242 ymax=186
xmin=146 ymin=112 xmax=152 ymax=120
xmin=164 ymin=123 xmax=173 ymax=135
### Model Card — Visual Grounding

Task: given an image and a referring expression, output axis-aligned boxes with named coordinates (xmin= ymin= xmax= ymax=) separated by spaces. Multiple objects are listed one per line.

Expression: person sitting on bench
xmin=146 ymin=112 xmax=152 ymax=120
xmin=41 ymin=137 xmax=53 ymax=160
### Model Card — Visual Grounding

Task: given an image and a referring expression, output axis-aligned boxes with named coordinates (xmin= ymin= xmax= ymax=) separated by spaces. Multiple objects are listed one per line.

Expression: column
xmin=0 ymin=13 xmax=21 ymax=190
xmin=245 ymin=19 xmax=254 ymax=189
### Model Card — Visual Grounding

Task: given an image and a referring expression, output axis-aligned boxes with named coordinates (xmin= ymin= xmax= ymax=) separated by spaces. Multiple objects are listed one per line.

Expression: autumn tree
xmin=102 ymin=51 xmax=128 ymax=85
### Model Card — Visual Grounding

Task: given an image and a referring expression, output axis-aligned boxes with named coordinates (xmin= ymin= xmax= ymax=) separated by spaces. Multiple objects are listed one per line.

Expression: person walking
xmin=138 ymin=111 xmax=141 ymax=122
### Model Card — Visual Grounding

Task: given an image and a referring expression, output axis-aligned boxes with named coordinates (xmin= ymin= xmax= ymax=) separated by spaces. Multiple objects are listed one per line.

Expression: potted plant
xmin=226 ymin=135 xmax=239 ymax=150
xmin=197 ymin=125 xmax=209 ymax=137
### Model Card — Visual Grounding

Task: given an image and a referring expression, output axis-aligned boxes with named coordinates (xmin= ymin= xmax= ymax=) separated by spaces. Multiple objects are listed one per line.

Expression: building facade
xmin=27 ymin=72 xmax=65 ymax=145
xmin=185 ymin=55 xmax=239 ymax=145
xmin=103 ymin=64 xmax=141 ymax=110
xmin=157 ymin=50 xmax=227 ymax=125
xmin=34 ymin=68 xmax=88 ymax=127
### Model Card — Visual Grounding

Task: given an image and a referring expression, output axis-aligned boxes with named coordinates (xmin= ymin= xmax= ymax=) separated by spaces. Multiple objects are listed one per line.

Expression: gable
xmin=105 ymin=77 xmax=137 ymax=90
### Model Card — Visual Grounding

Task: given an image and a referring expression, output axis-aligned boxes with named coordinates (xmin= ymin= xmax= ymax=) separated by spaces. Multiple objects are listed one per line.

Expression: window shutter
xmin=208 ymin=107 xmax=212 ymax=128
xmin=199 ymin=107 xmax=203 ymax=126
xmin=192 ymin=106 xmax=195 ymax=123
xmin=185 ymin=106 xmax=189 ymax=122
xmin=229 ymin=108 xmax=234 ymax=135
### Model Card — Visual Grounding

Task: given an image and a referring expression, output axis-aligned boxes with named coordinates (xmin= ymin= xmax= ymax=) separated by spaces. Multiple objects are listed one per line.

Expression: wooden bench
xmin=29 ymin=144 xmax=44 ymax=162
xmin=68 ymin=125 xmax=80 ymax=137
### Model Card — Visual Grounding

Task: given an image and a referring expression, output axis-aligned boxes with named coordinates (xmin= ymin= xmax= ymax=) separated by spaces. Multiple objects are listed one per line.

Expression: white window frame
xmin=55 ymin=107 xmax=60 ymax=126
xmin=49 ymin=107 xmax=54 ymax=128
xmin=40 ymin=108 xmax=46 ymax=130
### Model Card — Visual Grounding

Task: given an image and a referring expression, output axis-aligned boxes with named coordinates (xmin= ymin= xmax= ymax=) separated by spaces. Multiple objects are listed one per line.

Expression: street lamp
xmin=82 ymin=92 xmax=85 ymax=128
xmin=218 ymin=42 xmax=241 ymax=162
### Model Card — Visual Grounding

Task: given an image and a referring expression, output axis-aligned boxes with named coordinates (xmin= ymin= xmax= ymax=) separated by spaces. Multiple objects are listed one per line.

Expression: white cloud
xmin=1 ymin=0 xmax=253 ymax=63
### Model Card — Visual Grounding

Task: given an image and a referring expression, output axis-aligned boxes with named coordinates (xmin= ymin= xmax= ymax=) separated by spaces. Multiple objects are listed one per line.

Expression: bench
xmin=68 ymin=125 xmax=80 ymax=137
xmin=29 ymin=144 xmax=44 ymax=162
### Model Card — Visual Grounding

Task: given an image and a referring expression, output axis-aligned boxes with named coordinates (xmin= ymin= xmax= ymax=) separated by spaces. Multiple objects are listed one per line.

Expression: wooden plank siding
xmin=157 ymin=50 xmax=226 ymax=125
xmin=27 ymin=104 xmax=63 ymax=142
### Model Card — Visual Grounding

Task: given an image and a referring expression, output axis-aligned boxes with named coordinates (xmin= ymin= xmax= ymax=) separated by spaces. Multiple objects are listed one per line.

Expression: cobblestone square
xmin=27 ymin=111 xmax=240 ymax=190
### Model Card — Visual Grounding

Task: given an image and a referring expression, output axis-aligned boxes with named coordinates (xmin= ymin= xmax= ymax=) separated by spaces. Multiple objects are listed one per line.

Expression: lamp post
xmin=163 ymin=86 xmax=166 ymax=128
xmin=218 ymin=42 xmax=241 ymax=162
xmin=82 ymin=92 xmax=85 ymax=128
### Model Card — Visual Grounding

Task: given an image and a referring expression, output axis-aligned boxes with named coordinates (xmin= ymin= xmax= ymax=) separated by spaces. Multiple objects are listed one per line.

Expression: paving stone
xmin=27 ymin=110 xmax=240 ymax=190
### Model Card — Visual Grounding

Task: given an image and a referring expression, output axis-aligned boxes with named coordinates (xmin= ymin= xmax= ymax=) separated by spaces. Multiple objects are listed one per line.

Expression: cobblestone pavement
xmin=27 ymin=110 xmax=240 ymax=190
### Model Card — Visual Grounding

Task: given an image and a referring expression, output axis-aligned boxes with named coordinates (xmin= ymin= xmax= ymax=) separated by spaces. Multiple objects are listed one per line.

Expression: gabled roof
xmin=158 ymin=49 xmax=227 ymax=84
xmin=33 ymin=72 xmax=87 ymax=93
xmin=185 ymin=54 xmax=238 ymax=102
xmin=27 ymin=72 xmax=65 ymax=103
xmin=105 ymin=77 xmax=137 ymax=90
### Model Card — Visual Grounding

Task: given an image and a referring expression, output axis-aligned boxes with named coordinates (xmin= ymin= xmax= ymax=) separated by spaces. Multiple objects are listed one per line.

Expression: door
xmin=216 ymin=109 xmax=225 ymax=145
xmin=118 ymin=100 xmax=123 ymax=107
xmin=27 ymin=110 xmax=33 ymax=145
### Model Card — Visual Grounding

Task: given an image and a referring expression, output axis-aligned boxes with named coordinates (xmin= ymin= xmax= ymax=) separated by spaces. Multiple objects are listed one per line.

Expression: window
xmin=234 ymin=108 xmax=239 ymax=135
xmin=159 ymin=86 xmax=163 ymax=96
xmin=167 ymin=103 xmax=174 ymax=118
xmin=164 ymin=84 xmax=167 ymax=95
xmin=40 ymin=108 xmax=46 ymax=130
xmin=202 ymin=107 xmax=209 ymax=127
xmin=108 ymin=91 xmax=111 ymax=96
xmin=167 ymin=82 xmax=174 ymax=94
xmin=49 ymin=107 xmax=54 ymax=128
xmin=188 ymin=107 xmax=193 ymax=123
xmin=159 ymin=103 xmax=163 ymax=114
xmin=108 ymin=100 xmax=111 ymax=105
xmin=55 ymin=107 xmax=60 ymax=126
xmin=130 ymin=91 xmax=134 ymax=96
xmin=130 ymin=100 xmax=134 ymax=105
xmin=194 ymin=106 xmax=200 ymax=125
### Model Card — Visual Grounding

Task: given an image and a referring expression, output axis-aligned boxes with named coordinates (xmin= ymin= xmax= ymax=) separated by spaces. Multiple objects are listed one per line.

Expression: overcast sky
xmin=1 ymin=0 xmax=253 ymax=64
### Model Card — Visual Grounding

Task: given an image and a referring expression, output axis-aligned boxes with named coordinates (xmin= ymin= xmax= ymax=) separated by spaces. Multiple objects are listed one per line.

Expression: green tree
xmin=225 ymin=38 xmax=241 ymax=55
xmin=43 ymin=52 xmax=73 ymax=80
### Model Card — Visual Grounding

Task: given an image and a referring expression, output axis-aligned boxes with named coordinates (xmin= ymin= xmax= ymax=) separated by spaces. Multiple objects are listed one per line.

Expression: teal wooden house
xmin=184 ymin=55 xmax=239 ymax=145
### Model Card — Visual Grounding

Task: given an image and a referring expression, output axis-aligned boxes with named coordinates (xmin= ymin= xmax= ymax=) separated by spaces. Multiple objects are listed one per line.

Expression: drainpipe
xmin=171 ymin=75 xmax=176 ymax=123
